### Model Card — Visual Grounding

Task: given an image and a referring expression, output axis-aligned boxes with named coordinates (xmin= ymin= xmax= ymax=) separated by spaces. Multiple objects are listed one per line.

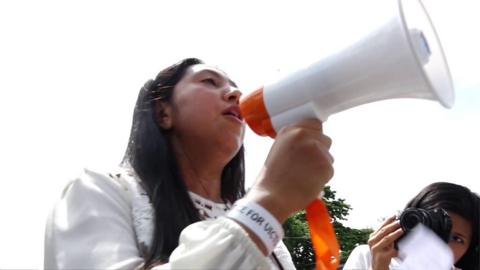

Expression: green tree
xmin=283 ymin=186 xmax=373 ymax=270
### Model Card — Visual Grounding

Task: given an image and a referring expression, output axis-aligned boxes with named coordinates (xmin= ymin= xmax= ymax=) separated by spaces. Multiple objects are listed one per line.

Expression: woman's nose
xmin=224 ymin=88 xmax=242 ymax=104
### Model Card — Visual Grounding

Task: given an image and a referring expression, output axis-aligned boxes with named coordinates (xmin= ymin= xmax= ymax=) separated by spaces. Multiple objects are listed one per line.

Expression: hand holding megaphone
xmin=245 ymin=119 xmax=333 ymax=223
xmin=239 ymin=0 xmax=454 ymax=269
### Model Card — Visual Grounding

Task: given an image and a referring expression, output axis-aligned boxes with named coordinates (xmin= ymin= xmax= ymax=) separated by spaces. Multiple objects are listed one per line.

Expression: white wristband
xmin=227 ymin=199 xmax=284 ymax=254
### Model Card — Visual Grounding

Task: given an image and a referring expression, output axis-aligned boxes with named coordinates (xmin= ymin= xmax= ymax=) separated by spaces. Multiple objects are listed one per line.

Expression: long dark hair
xmin=122 ymin=58 xmax=246 ymax=268
xmin=405 ymin=182 xmax=480 ymax=270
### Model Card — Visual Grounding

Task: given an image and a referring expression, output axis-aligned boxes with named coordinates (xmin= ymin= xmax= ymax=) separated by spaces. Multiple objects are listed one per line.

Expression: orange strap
xmin=306 ymin=199 xmax=340 ymax=270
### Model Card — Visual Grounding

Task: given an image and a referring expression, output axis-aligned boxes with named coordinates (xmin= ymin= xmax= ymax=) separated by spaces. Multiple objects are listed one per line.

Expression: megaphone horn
xmin=240 ymin=0 xmax=454 ymax=138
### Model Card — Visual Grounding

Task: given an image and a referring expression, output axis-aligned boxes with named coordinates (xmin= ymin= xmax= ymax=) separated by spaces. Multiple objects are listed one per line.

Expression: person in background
xmin=44 ymin=58 xmax=335 ymax=269
xmin=343 ymin=182 xmax=479 ymax=270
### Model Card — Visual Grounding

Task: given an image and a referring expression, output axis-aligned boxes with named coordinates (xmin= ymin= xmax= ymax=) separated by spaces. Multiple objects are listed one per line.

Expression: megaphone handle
xmin=306 ymin=199 xmax=340 ymax=270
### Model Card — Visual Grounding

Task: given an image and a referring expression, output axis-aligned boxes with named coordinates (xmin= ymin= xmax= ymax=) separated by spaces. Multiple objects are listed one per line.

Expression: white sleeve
xmin=342 ymin=245 xmax=372 ymax=270
xmin=44 ymin=169 xmax=144 ymax=269
xmin=44 ymin=169 xmax=271 ymax=270
xmin=272 ymin=241 xmax=296 ymax=270
xmin=153 ymin=218 xmax=270 ymax=270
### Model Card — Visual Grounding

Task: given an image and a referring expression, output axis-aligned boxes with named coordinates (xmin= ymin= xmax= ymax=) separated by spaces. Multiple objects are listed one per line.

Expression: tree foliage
xmin=282 ymin=186 xmax=373 ymax=270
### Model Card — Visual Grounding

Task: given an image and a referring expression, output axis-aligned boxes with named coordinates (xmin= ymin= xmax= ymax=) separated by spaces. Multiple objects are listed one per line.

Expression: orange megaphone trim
xmin=239 ymin=87 xmax=277 ymax=138
xmin=307 ymin=199 xmax=340 ymax=270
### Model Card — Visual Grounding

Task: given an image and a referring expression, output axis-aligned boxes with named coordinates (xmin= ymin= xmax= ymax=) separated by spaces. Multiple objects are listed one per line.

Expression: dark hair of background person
xmin=122 ymin=58 xmax=246 ymax=268
xmin=405 ymin=182 xmax=480 ymax=270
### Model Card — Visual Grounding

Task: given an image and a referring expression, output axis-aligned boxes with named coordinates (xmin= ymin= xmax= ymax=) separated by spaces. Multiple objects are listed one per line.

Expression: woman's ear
xmin=155 ymin=101 xmax=173 ymax=129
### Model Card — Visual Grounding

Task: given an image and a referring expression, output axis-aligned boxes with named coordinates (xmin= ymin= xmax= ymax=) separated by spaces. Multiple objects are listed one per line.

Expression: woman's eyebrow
xmin=453 ymin=232 xmax=467 ymax=239
xmin=200 ymin=69 xmax=237 ymax=87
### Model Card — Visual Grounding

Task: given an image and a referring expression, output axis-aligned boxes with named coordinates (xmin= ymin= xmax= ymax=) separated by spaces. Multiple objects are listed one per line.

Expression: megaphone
xmin=239 ymin=0 xmax=454 ymax=270
xmin=240 ymin=0 xmax=454 ymax=138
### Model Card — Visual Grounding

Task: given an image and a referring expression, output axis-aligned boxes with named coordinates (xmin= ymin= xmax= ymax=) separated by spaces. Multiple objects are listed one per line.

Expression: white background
xmin=1 ymin=0 xmax=479 ymax=268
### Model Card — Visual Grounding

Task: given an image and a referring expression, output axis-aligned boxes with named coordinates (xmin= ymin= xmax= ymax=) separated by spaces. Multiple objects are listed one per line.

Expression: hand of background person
xmin=367 ymin=215 xmax=404 ymax=270
xmin=245 ymin=119 xmax=334 ymax=224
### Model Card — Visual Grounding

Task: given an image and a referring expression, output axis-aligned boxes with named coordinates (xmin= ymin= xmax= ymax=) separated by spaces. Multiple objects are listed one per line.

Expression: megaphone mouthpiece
xmin=410 ymin=29 xmax=431 ymax=65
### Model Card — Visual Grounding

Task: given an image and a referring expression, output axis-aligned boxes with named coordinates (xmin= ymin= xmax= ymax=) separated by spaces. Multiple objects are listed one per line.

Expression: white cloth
xmin=343 ymin=244 xmax=460 ymax=270
xmin=397 ymin=224 xmax=454 ymax=270
xmin=44 ymin=167 xmax=295 ymax=270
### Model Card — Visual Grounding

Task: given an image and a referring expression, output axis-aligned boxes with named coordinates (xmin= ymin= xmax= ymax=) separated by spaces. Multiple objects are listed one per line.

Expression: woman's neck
xmin=171 ymin=138 xmax=225 ymax=203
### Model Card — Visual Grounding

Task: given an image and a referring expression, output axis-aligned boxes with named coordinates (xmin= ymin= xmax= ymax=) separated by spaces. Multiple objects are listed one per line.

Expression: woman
xmin=343 ymin=182 xmax=480 ymax=270
xmin=44 ymin=58 xmax=334 ymax=269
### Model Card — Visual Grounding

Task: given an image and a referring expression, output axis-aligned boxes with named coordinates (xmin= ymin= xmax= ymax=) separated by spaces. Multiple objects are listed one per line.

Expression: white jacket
xmin=343 ymin=245 xmax=403 ymax=270
xmin=44 ymin=168 xmax=295 ymax=270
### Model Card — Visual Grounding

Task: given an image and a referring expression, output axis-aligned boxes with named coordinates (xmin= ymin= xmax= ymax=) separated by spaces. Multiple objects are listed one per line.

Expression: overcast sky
xmin=1 ymin=0 xmax=479 ymax=268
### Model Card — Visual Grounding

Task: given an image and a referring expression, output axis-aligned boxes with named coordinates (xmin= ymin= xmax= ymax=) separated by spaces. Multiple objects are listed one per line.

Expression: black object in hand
xmin=395 ymin=207 xmax=452 ymax=249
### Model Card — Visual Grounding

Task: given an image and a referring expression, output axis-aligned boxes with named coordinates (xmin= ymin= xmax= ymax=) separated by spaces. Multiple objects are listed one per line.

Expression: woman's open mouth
xmin=222 ymin=106 xmax=243 ymax=123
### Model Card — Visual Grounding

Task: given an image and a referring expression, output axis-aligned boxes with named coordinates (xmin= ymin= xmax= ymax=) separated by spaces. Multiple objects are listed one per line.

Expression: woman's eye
xmin=202 ymin=78 xmax=217 ymax=86
xmin=450 ymin=235 xmax=465 ymax=244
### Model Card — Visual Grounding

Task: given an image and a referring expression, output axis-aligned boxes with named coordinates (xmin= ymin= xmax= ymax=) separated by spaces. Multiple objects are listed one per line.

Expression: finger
xmin=372 ymin=220 xmax=401 ymax=240
xmin=379 ymin=215 xmax=398 ymax=229
xmin=317 ymin=142 xmax=334 ymax=165
xmin=368 ymin=220 xmax=401 ymax=247
xmin=318 ymin=134 xmax=332 ymax=149
xmin=369 ymin=215 xmax=397 ymax=238
xmin=374 ymin=227 xmax=404 ymax=250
